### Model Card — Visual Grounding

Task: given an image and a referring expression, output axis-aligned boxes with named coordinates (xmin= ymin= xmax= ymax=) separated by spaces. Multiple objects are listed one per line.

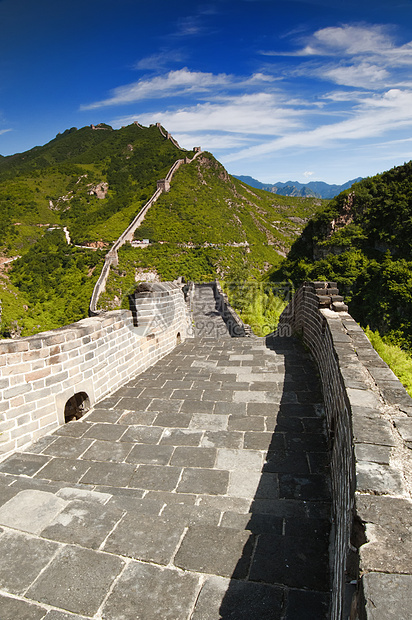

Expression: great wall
xmin=0 ymin=126 xmax=410 ymax=619
xmin=89 ymin=122 xmax=202 ymax=315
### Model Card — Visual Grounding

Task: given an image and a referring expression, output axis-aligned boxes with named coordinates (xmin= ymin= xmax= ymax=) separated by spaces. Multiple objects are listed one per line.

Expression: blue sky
xmin=1 ymin=0 xmax=412 ymax=184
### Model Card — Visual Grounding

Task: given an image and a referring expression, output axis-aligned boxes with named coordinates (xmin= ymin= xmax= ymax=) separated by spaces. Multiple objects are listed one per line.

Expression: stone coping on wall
xmin=0 ymin=310 xmax=128 ymax=353
xmin=332 ymin=310 xmax=412 ymax=619
xmin=133 ymin=281 xmax=182 ymax=294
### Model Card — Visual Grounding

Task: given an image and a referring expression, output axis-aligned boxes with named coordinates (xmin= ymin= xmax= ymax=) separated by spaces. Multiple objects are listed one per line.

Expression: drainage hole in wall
xmin=64 ymin=392 xmax=90 ymax=423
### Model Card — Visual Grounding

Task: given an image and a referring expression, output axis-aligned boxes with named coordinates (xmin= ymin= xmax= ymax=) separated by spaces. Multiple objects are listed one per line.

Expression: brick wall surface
xmin=0 ymin=283 xmax=189 ymax=461
xmin=278 ymin=281 xmax=412 ymax=620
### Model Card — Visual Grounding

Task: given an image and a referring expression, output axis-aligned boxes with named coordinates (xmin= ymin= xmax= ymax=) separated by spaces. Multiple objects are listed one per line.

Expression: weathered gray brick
xmin=0 ymin=399 xmax=10 ymax=412
xmin=45 ymin=371 xmax=69 ymax=386
xmin=0 ymin=340 xmax=29 ymax=353
xmin=0 ymin=438 xmax=15 ymax=455
xmin=4 ymin=383 xmax=32 ymax=399
xmin=10 ymin=420 xmax=38 ymax=439
xmin=60 ymin=340 xmax=80 ymax=353
xmin=28 ymin=337 xmax=45 ymax=350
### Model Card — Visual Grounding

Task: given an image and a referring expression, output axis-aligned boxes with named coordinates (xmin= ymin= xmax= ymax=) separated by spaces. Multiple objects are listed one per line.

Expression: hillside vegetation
xmin=1 ymin=230 xmax=104 ymax=336
xmin=0 ymin=124 xmax=323 ymax=337
xmin=99 ymin=153 xmax=322 ymax=312
xmin=0 ymin=123 xmax=193 ymax=336
xmin=0 ymin=123 xmax=190 ymax=252
xmin=271 ymin=160 xmax=412 ymax=351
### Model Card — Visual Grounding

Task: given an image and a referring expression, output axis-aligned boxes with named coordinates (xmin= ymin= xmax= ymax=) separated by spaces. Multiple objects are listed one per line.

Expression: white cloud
xmin=261 ymin=24 xmax=394 ymax=59
xmin=303 ymin=24 xmax=393 ymax=56
xmin=262 ymin=24 xmax=412 ymax=89
xmin=303 ymin=170 xmax=314 ymax=177
xmin=247 ymin=72 xmax=278 ymax=83
xmin=260 ymin=25 xmax=392 ymax=58
xmin=223 ymin=88 xmax=412 ymax=163
xmin=134 ymin=50 xmax=186 ymax=71
xmin=81 ymin=68 xmax=233 ymax=110
xmin=174 ymin=15 xmax=203 ymax=37
xmin=322 ymin=62 xmax=389 ymax=88
xmin=365 ymin=136 xmax=412 ymax=148
xmin=311 ymin=27 xmax=412 ymax=67
xmin=111 ymin=92 xmax=306 ymax=137
xmin=81 ymin=69 xmax=280 ymax=111
xmin=386 ymin=42 xmax=412 ymax=66
xmin=321 ymin=89 xmax=374 ymax=102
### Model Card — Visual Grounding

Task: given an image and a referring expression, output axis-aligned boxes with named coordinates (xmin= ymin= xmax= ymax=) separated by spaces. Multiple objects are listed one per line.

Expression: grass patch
xmin=223 ymin=280 xmax=289 ymax=337
xmin=364 ymin=326 xmax=412 ymax=396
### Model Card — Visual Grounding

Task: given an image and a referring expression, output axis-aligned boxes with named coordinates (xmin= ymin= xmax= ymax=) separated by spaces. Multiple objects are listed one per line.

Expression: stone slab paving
xmin=0 ymin=289 xmax=331 ymax=619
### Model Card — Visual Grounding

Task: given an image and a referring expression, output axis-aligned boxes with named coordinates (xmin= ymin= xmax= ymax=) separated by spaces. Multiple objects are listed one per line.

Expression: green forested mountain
xmin=2 ymin=121 xmax=411 ymax=349
xmin=99 ymin=152 xmax=322 ymax=309
xmin=0 ymin=123 xmax=193 ymax=336
xmin=0 ymin=123 xmax=322 ymax=337
xmin=2 ymin=230 xmax=104 ymax=336
xmin=271 ymin=160 xmax=412 ymax=350
xmin=0 ymin=122 xmax=191 ymax=252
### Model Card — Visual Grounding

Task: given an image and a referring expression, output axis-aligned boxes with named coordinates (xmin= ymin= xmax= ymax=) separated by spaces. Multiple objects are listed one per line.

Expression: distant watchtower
xmin=157 ymin=179 xmax=171 ymax=192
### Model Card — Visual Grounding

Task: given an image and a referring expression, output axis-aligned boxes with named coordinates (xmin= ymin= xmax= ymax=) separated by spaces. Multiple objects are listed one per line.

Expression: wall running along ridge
xmin=89 ymin=128 xmax=202 ymax=315
xmin=0 ymin=283 xmax=190 ymax=461
xmin=278 ymin=281 xmax=412 ymax=620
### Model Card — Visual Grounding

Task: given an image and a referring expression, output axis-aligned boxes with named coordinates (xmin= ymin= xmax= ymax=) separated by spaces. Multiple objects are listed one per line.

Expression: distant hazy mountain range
xmin=233 ymin=175 xmax=363 ymax=199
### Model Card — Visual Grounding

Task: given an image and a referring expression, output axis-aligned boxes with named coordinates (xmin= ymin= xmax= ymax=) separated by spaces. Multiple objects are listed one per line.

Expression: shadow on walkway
xmin=214 ymin=335 xmax=332 ymax=619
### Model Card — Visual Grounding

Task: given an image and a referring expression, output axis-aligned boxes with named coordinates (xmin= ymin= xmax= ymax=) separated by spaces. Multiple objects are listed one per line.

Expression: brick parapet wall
xmin=278 ymin=281 xmax=412 ymax=620
xmin=0 ymin=283 xmax=188 ymax=461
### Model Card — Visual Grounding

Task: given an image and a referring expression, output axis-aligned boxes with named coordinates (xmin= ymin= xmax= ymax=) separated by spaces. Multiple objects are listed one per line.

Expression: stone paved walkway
xmin=0 ymin=287 xmax=331 ymax=619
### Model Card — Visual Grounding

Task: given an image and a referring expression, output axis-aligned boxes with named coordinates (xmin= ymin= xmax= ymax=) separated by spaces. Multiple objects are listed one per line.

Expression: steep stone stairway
xmin=192 ymin=283 xmax=232 ymax=338
xmin=0 ymin=289 xmax=331 ymax=619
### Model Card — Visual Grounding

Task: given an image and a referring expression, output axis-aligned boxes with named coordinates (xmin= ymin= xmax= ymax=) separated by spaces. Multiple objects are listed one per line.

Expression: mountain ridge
xmin=0 ymin=123 xmax=324 ymax=337
xmin=234 ymin=174 xmax=363 ymax=199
